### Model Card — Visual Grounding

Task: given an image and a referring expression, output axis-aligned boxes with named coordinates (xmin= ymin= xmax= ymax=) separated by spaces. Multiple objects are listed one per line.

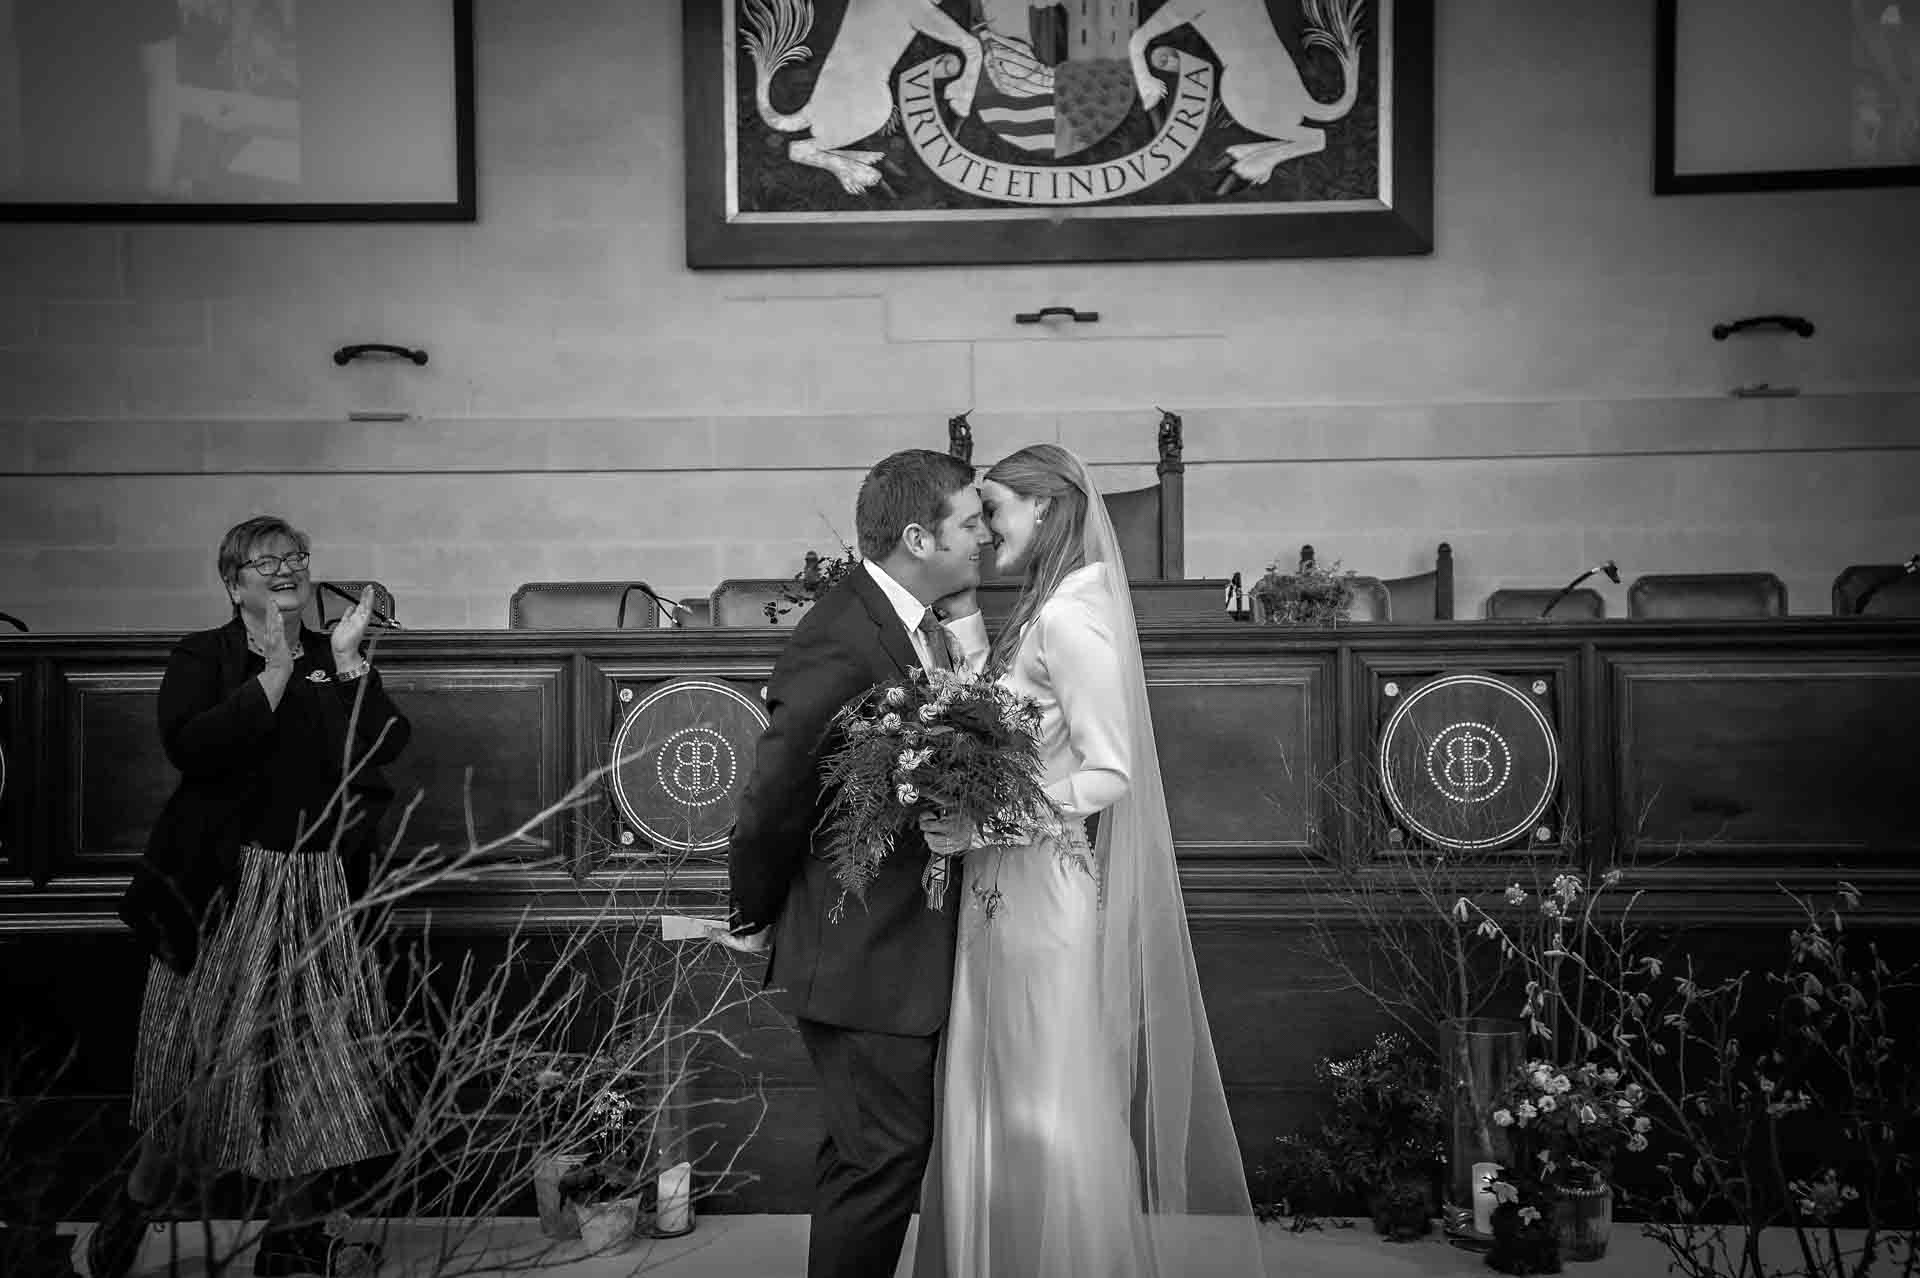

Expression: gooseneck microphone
xmin=1540 ymin=560 xmax=1620 ymax=618
xmin=619 ymin=582 xmax=691 ymax=627
xmin=1853 ymin=554 xmax=1919 ymax=615
xmin=320 ymin=581 xmax=403 ymax=629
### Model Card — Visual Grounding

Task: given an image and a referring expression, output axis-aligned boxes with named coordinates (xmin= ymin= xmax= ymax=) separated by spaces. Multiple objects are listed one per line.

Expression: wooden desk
xmin=3 ymin=618 xmax=1916 ymax=1211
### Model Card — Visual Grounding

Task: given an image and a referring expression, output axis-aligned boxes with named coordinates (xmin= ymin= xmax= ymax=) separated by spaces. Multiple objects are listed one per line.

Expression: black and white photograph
xmin=0 ymin=3 xmax=1917 ymax=1278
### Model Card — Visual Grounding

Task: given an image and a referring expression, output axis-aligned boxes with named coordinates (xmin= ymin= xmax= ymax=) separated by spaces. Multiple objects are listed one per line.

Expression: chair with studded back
xmin=1832 ymin=560 xmax=1920 ymax=617
xmin=1337 ymin=544 xmax=1454 ymax=622
xmin=507 ymin=582 xmax=666 ymax=629
xmin=1485 ymin=587 xmax=1607 ymax=620
xmin=1626 ymin=572 xmax=1787 ymax=619
xmin=709 ymin=580 xmax=811 ymax=628
xmin=312 ymin=581 xmax=397 ymax=630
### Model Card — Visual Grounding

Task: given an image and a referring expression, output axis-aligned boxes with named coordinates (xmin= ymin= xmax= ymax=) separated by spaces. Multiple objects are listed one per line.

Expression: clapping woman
xmin=93 ymin=515 xmax=411 ymax=1278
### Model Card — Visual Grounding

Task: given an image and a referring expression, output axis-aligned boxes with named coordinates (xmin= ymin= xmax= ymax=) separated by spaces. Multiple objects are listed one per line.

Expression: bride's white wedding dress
xmin=912 ymin=558 xmax=1262 ymax=1277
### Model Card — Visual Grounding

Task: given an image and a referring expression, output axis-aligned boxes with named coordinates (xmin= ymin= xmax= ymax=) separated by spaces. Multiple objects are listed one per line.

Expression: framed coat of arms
xmin=683 ymin=0 xmax=1433 ymax=268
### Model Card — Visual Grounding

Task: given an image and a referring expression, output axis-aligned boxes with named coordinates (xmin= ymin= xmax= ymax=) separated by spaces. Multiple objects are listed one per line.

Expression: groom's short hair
xmin=856 ymin=449 xmax=976 ymax=560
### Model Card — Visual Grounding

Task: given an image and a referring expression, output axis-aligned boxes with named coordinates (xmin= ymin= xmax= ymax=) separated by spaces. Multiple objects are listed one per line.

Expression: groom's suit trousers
xmin=797 ymin=1018 xmax=939 ymax=1278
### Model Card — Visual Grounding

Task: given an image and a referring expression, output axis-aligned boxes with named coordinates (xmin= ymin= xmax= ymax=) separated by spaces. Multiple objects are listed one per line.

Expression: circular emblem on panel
xmin=610 ymin=679 xmax=769 ymax=853
xmin=1377 ymin=673 xmax=1560 ymax=852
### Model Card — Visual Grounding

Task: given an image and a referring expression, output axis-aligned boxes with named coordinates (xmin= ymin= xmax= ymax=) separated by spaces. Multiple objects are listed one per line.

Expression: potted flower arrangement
xmin=1316 ymin=1033 xmax=1446 ymax=1240
xmin=1251 ymin=544 xmax=1360 ymax=625
xmin=1491 ymin=1060 xmax=1648 ymax=1260
xmin=552 ymin=1086 xmax=647 ymax=1254
xmin=1485 ymin=1167 xmax=1562 ymax=1275
xmin=519 ymin=1057 xmax=650 ymax=1252
xmin=764 ymin=539 xmax=860 ymax=623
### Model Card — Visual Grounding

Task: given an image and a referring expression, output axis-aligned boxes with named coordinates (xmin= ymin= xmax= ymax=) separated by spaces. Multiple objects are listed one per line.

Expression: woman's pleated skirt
xmin=132 ymin=842 xmax=394 ymax=1182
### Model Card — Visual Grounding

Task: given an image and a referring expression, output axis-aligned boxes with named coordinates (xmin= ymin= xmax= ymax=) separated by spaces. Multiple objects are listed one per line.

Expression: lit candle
xmin=656 ymin=1160 xmax=693 ymax=1235
xmin=1472 ymin=1161 xmax=1501 ymax=1235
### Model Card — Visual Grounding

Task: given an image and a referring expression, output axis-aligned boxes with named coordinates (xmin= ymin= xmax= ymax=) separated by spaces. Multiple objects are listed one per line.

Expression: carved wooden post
xmin=948 ymin=410 xmax=974 ymax=465
xmin=1156 ymin=408 xmax=1185 ymax=578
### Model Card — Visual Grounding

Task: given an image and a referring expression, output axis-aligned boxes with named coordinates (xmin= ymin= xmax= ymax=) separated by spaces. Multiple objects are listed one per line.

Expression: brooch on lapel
xmin=307 ymin=670 xmax=333 ymax=683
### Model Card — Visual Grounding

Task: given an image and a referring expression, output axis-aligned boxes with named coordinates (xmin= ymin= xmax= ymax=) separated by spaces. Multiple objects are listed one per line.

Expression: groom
xmin=726 ymin=449 xmax=993 ymax=1278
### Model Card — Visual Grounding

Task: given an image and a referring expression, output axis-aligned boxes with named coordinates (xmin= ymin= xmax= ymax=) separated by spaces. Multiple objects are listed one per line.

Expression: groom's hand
xmin=919 ymin=807 xmax=977 ymax=856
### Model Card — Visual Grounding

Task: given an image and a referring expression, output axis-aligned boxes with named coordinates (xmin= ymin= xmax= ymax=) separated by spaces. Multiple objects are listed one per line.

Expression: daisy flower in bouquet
xmin=818 ymin=664 xmax=1059 ymax=915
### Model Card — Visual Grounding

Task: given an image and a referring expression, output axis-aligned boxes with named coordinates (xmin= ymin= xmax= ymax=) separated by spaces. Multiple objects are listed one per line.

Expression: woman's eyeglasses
xmin=243 ymin=551 xmax=311 ymax=575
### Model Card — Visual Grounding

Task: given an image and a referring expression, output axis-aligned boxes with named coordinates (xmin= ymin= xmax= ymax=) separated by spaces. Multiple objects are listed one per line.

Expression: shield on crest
xmin=973 ymin=0 xmax=1139 ymax=158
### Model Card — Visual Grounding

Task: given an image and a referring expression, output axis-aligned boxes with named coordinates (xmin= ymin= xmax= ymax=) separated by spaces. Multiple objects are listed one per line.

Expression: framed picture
xmin=0 ymin=0 xmax=475 ymax=222
xmin=684 ymin=0 xmax=1433 ymax=269
xmin=1655 ymin=0 xmax=1920 ymax=194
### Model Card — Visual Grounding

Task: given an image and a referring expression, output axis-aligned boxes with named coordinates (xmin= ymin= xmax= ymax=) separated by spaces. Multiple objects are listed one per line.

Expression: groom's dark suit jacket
xmin=727 ymin=567 xmax=960 ymax=1037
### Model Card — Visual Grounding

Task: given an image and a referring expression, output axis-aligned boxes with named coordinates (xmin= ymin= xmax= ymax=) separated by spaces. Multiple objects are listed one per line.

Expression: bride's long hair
xmin=982 ymin=444 xmax=1091 ymax=675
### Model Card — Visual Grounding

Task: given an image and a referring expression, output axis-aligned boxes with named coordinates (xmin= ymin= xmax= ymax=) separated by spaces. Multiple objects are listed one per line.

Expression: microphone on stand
xmin=1853 ymin=554 xmax=1919 ymax=615
xmin=1540 ymin=560 xmax=1620 ymax=618
xmin=320 ymin=581 xmax=402 ymax=629
xmin=618 ymin=582 xmax=691 ymax=627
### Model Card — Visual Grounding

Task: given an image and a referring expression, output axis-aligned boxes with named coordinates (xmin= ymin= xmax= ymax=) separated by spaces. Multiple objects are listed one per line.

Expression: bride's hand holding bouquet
xmin=818 ymin=664 xmax=1057 ymax=915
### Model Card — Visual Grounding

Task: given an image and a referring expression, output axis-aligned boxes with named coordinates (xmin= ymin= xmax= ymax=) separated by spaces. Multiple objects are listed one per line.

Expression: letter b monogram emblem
xmin=1426 ymin=721 xmax=1511 ymax=805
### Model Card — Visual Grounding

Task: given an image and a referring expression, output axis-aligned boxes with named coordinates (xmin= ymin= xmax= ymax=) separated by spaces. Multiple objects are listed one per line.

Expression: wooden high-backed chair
xmin=949 ymin=407 xmax=1186 ymax=580
xmin=1339 ymin=544 xmax=1454 ymax=622
xmin=1626 ymin=572 xmax=1787 ymax=619
xmin=508 ymin=582 xmax=664 ymax=629
xmin=1832 ymin=562 xmax=1920 ymax=616
xmin=312 ymin=580 xmax=396 ymax=630
xmin=1485 ymin=587 xmax=1606 ymax=620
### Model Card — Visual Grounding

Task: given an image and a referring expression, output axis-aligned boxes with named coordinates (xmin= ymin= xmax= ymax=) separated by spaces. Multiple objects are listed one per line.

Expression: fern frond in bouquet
xmin=818 ymin=665 xmax=1058 ymax=915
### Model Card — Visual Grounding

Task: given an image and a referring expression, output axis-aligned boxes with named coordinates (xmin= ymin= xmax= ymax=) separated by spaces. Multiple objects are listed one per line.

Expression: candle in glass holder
xmin=1472 ymin=1161 xmax=1501 ymax=1235
xmin=656 ymin=1161 xmax=693 ymax=1235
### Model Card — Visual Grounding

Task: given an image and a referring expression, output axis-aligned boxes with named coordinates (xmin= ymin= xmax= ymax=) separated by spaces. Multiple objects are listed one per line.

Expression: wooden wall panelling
xmin=375 ymin=659 xmax=571 ymax=864
xmin=0 ymin=663 xmax=34 ymax=881
xmin=1147 ymin=653 xmax=1333 ymax=860
xmin=53 ymin=660 xmax=169 ymax=874
xmin=1610 ymin=653 xmax=1920 ymax=862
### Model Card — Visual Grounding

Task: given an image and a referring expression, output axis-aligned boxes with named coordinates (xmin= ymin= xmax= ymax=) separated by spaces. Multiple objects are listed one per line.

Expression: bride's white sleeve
xmin=1037 ymin=596 xmax=1132 ymax=819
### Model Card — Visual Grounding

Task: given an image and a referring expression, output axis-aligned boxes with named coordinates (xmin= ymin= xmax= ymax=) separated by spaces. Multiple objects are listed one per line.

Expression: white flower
xmin=1537 ymin=1094 xmax=1558 ymax=1113
xmin=1600 ymin=1068 xmax=1621 ymax=1085
xmin=880 ymin=712 xmax=902 ymax=731
xmin=897 ymin=782 xmax=918 ymax=804
xmin=1517 ymin=1100 xmax=1538 ymax=1121
xmin=1577 ymin=1104 xmax=1598 ymax=1125
xmin=1519 ymin=1206 xmax=1541 ymax=1225
xmin=1492 ymin=1108 xmax=1514 ymax=1127
xmin=1505 ymin=884 xmax=1528 ymax=905
xmin=918 ymin=703 xmax=939 ymax=722
xmin=1633 ymin=1116 xmax=1651 ymax=1133
xmin=898 ymin=748 xmax=918 ymax=769
xmin=1627 ymin=1133 xmax=1649 ymax=1152
xmin=885 ymin=686 xmax=908 ymax=706
xmin=1452 ymin=897 xmax=1470 ymax=922
xmin=1550 ymin=1073 xmax=1572 ymax=1094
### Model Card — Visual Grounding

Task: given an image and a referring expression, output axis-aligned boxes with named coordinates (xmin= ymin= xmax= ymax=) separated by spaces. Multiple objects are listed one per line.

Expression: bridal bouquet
xmin=818 ymin=665 xmax=1057 ymax=915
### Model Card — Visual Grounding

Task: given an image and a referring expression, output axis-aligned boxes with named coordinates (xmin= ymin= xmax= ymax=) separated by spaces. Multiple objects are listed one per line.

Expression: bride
xmin=913 ymin=444 xmax=1263 ymax=1276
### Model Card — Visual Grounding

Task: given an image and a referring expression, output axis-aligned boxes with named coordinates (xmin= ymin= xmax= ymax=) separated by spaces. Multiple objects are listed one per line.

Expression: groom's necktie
xmin=917 ymin=607 xmax=960 ymax=673
xmin=915 ymin=607 xmax=959 ymax=911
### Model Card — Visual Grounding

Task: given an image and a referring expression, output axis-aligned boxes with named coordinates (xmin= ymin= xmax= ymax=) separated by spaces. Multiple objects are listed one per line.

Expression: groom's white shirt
xmin=864 ymin=560 xmax=989 ymax=675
